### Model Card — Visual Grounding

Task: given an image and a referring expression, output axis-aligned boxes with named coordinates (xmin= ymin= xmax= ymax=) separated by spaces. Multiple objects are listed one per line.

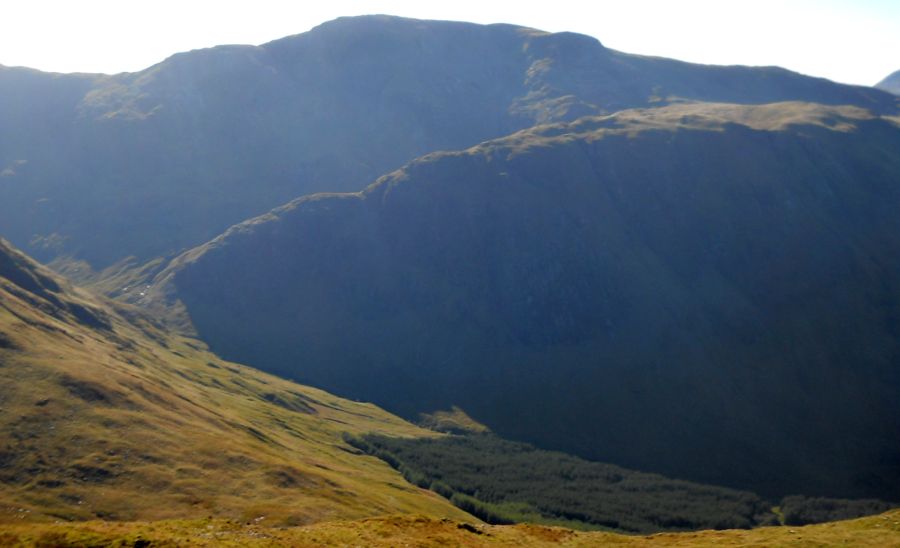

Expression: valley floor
xmin=1 ymin=509 xmax=899 ymax=547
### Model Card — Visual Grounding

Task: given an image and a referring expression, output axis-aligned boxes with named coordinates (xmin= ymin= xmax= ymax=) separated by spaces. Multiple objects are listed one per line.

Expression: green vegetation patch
xmin=418 ymin=406 xmax=490 ymax=435
xmin=349 ymin=433 xmax=899 ymax=534
xmin=780 ymin=495 xmax=897 ymax=526
xmin=346 ymin=433 xmax=775 ymax=533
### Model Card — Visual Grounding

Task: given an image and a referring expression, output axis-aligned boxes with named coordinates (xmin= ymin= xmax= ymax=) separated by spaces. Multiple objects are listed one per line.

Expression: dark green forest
xmin=346 ymin=433 xmax=897 ymax=534
xmin=779 ymin=496 xmax=898 ymax=526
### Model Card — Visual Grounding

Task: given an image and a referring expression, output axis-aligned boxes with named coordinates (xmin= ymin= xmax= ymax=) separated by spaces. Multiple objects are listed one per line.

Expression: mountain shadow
xmin=156 ymin=102 xmax=900 ymax=501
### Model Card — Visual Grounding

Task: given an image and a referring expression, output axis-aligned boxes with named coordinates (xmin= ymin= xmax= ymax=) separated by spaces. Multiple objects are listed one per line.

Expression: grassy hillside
xmin=156 ymin=102 xmax=900 ymax=501
xmin=1 ymin=509 xmax=899 ymax=546
xmin=0 ymin=238 xmax=470 ymax=525
xmin=0 ymin=16 xmax=895 ymax=268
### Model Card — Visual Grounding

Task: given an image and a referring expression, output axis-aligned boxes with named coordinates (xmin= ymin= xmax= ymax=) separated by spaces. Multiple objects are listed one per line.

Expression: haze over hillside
xmin=155 ymin=102 xmax=900 ymax=501
xmin=878 ymin=70 xmax=900 ymax=95
xmin=0 ymin=15 xmax=895 ymax=268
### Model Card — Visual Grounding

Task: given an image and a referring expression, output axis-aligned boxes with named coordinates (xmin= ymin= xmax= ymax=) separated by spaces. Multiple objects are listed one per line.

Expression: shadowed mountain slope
xmin=10 ymin=237 xmax=883 ymax=534
xmin=154 ymin=102 xmax=900 ymax=501
xmin=0 ymin=238 xmax=471 ymax=524
xmin=0 ymin=16 xmax=896 ymax=268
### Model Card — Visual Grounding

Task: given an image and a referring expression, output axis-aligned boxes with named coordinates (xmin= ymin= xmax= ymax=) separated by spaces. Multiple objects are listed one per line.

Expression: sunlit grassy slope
xmin=2 ymin=509 xmax=899 ymax=546
xmin=0 ymin=238 xmax=470 ymax=525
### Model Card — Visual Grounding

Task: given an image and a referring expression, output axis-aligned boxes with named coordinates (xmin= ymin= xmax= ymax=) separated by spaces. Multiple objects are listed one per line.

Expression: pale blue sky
xmin=1 ymin=0 xmax=897 ymax=86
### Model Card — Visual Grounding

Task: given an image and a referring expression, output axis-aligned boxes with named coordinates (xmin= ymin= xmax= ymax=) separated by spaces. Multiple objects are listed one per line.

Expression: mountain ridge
xmin=0 ymin=15 xmax=895 ymax=268
xmin=151 ymin=101 xmax=900 ymax=501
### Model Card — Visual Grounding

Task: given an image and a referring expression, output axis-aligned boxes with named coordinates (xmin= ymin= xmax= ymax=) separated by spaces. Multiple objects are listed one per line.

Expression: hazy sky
xmin=1 ymin=0 xmax=897 ymax=86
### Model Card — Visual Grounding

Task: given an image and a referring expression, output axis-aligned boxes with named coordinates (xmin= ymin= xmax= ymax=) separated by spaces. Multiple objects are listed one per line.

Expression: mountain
xmin=11 ymin=236 xmax=890 ymax=534
xmin=0 ymin=16 xmax=896 ymax=269
xmin=152 ymin=102 xmax=900 ymax=501
xmin=877 ymin=70 xmax=900 ymax=95
xmin=0 ymin=238 xmax=471 ymax=524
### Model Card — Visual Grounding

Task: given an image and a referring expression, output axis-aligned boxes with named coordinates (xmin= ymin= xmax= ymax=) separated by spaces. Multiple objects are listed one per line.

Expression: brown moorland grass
xmin=0 ymin=509 xmax=898 ymax=547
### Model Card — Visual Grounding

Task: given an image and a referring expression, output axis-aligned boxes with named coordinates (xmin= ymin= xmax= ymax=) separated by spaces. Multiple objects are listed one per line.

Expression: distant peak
xmin=304 ymin=14 xmax=468 ymax=34
xmin=267 ymin=14 xmax=535 ymax=46
xmin=876 ymin=69 xmax=900 ymax=95
xmin=313 ymin=13 xmax=511 ymax=28
xmin=322 ymin=14 xmax=421 ymax=25
xmin=540 ymin=30 xmax=603 ymax=48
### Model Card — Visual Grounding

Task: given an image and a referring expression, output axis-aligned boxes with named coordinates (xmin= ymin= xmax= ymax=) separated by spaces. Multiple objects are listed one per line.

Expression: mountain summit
xmin=0 ymin=15 xmax=895 ymax=267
